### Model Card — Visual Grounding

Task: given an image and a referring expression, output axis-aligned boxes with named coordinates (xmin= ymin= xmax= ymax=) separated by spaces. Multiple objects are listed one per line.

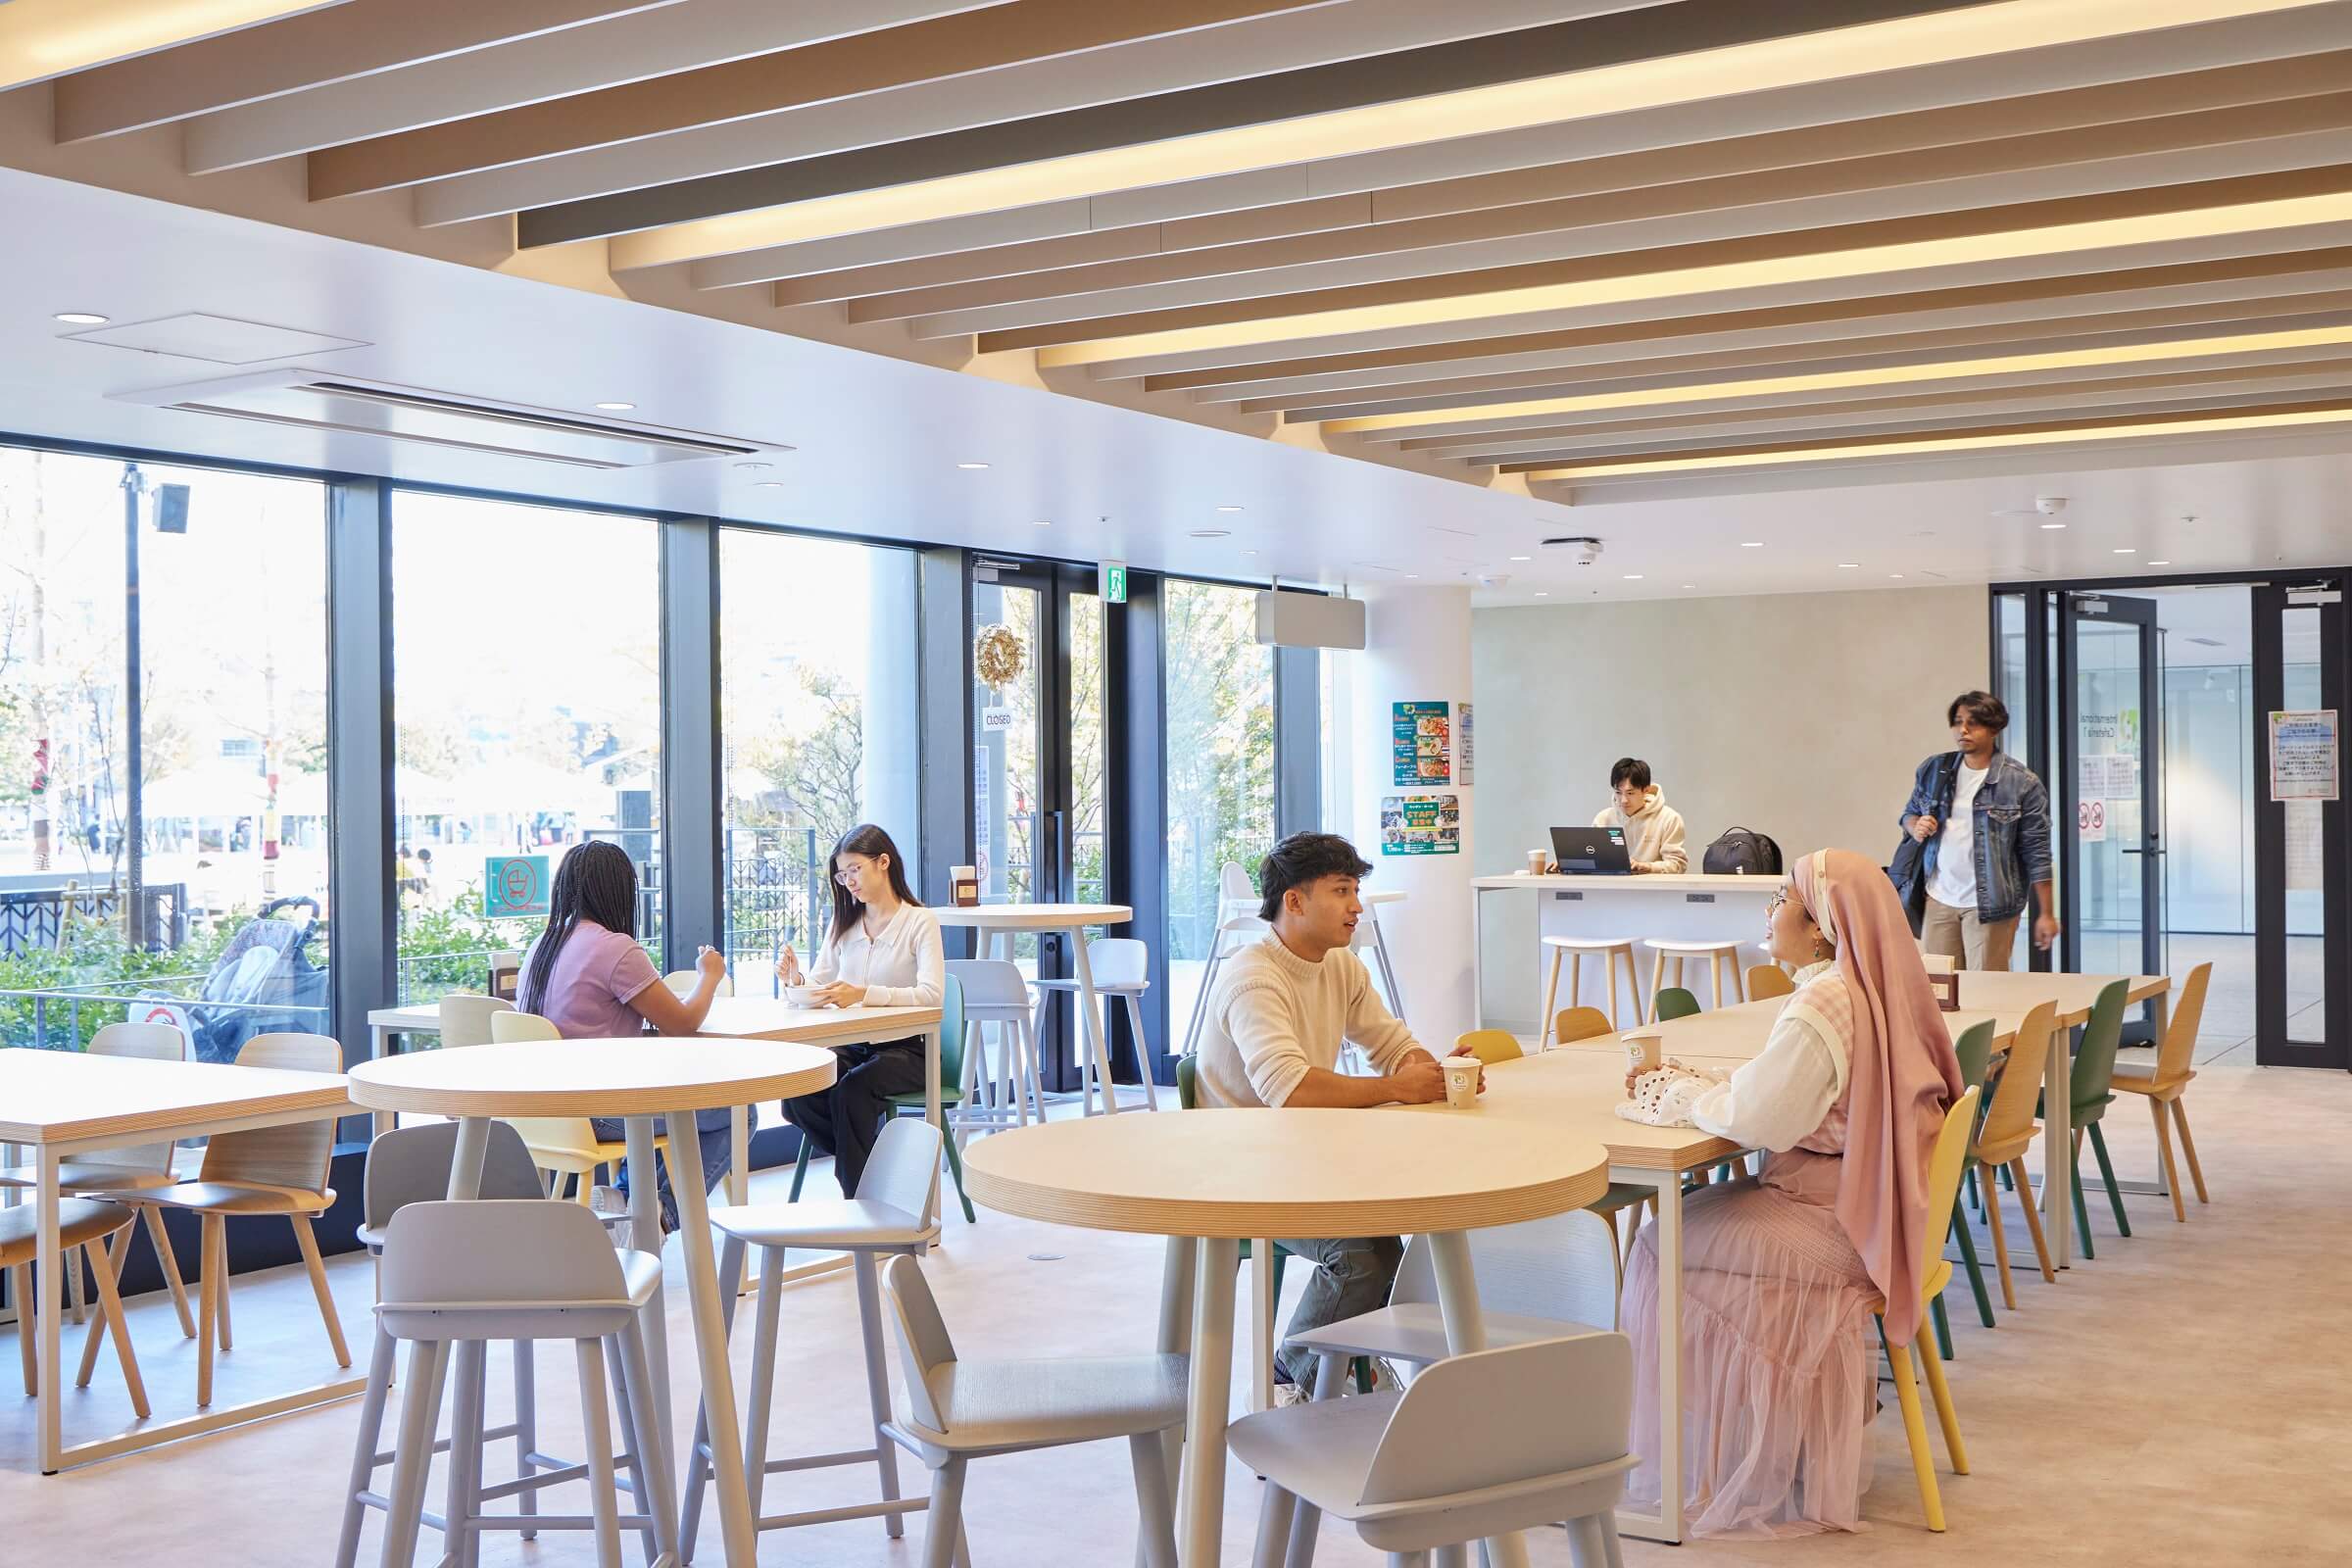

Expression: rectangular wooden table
xmin=0 ymin=1048 xmax=357 ymax=1472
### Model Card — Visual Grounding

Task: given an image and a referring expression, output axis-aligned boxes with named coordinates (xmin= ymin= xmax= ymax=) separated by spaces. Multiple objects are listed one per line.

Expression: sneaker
xmin=1273 ymin=1380 xmax=1312 ymax=1408
xmin=589 ymin=1185 xmax=633 ymax=1251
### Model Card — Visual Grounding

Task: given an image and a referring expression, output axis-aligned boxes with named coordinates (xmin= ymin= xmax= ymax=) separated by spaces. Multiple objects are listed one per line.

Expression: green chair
xmin=1652 ymin=986 xmax=1701 ymax=1022
xmin=2065 ymin=978 xmax=2133 ymax=1258
xmin=789 ymin=974 xmax=977 ymax=1224
xmin=1936 ymin=1019 xmax=2001 ymax=1352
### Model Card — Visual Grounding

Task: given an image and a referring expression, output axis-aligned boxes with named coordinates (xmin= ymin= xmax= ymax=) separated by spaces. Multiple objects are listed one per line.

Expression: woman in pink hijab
xmin=1619 ymin=847 xmax=1963 ymax=1536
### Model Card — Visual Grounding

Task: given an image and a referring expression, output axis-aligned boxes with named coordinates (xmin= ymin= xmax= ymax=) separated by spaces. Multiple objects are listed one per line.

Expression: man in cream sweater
xmin=1193 ymin=832 xmax=1478 ymax=1394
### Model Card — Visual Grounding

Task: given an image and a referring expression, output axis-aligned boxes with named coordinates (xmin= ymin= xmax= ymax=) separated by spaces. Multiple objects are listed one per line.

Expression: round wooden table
xmin=935 ymin=903 xmax=1134 ymax=1112
xmin=348 ymin=1038 xmax=837 ymax=1568
xmin=963 ymin=1108 xmax=1610 ymax=1568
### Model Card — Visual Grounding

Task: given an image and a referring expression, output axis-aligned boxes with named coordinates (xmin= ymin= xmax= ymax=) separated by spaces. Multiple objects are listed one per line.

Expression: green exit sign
xmin=1101 ymin=561 xmax=1129 ymax=605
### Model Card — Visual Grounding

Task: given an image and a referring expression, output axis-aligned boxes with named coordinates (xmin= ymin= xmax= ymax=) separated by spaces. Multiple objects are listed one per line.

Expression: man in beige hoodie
xmin=1595 ymin=758 xmax=1689 ymax=873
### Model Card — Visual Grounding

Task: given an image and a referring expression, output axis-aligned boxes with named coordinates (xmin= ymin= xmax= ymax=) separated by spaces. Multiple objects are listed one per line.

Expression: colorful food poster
xmin=1381 ymin=793 xmax=1461 ymax=856
xmin=1392 ymin=701 xmax=1450 ymax=786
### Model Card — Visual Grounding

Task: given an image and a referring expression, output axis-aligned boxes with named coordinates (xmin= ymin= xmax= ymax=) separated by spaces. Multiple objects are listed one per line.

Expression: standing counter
xmin=1472 ymin=870 xmax=1787 ymax=1030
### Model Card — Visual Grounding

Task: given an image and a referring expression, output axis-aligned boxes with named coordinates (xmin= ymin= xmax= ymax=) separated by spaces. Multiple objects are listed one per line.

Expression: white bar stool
xmin=1642 ymin=939 xmax=1747 ymax=1018
xmin=1179 ymin=865 xmax=1266 ymax=1056
xmin=1032 ymin=938 xmax=1161 ymax=1113
xmin=1354 ymin=890 xmax=1408 ymax=1019
xmin=1538 ymin=937 xmax=1644 ymax=1043
xmin=946 ymin=958 xmax=1047 ymax=1130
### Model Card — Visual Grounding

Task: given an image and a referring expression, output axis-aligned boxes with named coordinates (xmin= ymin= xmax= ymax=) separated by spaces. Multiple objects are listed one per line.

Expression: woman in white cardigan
xmin=775 ymin=823 xmax=944 ymax=1196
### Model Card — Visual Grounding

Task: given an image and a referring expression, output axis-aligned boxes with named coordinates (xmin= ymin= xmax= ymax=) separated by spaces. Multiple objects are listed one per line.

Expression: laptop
xmin=1550 ymin=825 xmax=1633 ymax=874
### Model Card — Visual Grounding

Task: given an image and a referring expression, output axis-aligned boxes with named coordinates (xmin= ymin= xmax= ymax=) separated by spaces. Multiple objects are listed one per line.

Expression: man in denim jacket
xmin=1896 ymin=690 xmax=2059 ymax=969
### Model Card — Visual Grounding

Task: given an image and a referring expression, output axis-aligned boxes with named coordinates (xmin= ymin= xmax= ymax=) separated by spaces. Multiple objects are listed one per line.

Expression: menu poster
xmin=2270 ymin=710 xmax=2339 ymax=802
xmin=1381 ymin=793 xmax=1460 ymax=856
xmin=1392 ymin=701 xmax=1451 ymax=786
xmin=1457 ymin=703 xmax=1475 ymax=785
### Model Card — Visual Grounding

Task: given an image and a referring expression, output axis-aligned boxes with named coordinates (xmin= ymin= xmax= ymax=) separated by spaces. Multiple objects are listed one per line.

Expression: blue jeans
xmin=589 ymin=1105 xmax=747 ymax=1233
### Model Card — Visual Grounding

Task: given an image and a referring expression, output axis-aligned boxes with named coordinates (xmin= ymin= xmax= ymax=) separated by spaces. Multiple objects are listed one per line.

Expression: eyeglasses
xmin=833 ymin=866 xmax=862 ymax=886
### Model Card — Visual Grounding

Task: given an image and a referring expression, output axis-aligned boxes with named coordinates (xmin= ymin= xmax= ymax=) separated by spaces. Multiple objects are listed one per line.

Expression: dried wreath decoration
xmin=973 ymin=622 xmax=1027 ymax=689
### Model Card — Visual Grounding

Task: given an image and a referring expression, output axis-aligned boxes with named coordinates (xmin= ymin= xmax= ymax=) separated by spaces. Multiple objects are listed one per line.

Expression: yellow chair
xmin=1969 ymin=1004 xmax=2057 ymax=1307
xmin=2107 ymin=962 xmax=2212 ymax=1222
xmin=1551 ymin=1006 xmax=1614 ymax=1046
xmin=487 ymin=1010 xmax=666 ymax=1201
xmin=1745 ymin=963 xmax=1795 ymax=1001
xmin=1453 ymin=1028 xmax=1524 ymax=1065
xmin=1872 ymin=1085 xmax=1981 ymax=1533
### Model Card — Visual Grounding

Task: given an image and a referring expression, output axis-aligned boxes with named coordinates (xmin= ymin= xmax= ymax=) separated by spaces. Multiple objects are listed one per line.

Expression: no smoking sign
xmin=2078 ymin=799 xmax=2106 ymax=843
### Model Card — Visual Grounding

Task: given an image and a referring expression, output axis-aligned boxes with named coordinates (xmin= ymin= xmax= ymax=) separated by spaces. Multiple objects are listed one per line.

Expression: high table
xmin=962 ymin=1107 xmax=1610 ymax=1568
xmin=935 ymin=903 xmax=1133 ymax=1111
xmin=347 ymin=1038 xmax=839 ymax=1568
xmin=0 ymin=1049 xmax=355 ymax=1472
xmin=1471 ymin=871 xmax=1786 ymax=1029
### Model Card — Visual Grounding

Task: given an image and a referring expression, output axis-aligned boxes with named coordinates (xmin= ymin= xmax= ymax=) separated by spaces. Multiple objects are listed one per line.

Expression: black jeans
xmin=782 ymin=1037 xmax=928 ymax=1198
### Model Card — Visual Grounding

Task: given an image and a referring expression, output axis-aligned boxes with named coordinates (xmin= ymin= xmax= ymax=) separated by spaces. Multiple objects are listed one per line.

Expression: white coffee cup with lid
xmin=1442 ymin=1055 xmax=1481 ymax=1108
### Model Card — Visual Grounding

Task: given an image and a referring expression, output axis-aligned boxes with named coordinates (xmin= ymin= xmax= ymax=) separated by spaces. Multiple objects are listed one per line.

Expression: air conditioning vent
xmin=115 ymin=369 xmax=789 ymax=469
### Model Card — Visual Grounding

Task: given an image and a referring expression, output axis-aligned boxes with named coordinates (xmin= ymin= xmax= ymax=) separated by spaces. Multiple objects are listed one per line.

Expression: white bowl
xmin=782 ymin=985 xmax=827 ymax=1007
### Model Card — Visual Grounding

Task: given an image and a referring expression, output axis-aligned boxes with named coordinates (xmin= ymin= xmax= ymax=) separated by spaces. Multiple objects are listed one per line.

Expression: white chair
xmin=334 ymin=1121 xmax=636 ymax=1568
xmin=1180 ymin=864 xmax=1268 ymax=1057
xmin=1276 ymin=1213 xmax=1620 ymax=1566
xmin=367 ymin=1200 xmax=675 ymax=1568
xmin=1538 ymin=937 xmax=1644 ymax=1041
xmin=680 ymin=1118 xmax=943 ymax=1559
xmin=1642 ymin=938 xmax=1746 ymax=1016
xmin=946 ymin=958 xmax=1046 ymax=1132
xmin=878 ymin=1252 xmax=1185 ymax=1568
xmin=1 ymin=1021 xmax=198 ymax=1341
xmin=1232 ymin=1333 xmax=1635 ymax=1568
xmin=436 ymin=992 xmax=513 ymax=1047
xmin=1349 ymin=898 xmax=1407 ymax=1024
xmin=663 ymin=968 xmax=735 ymax=998
xmin=486 ymin=1010 xmax=669 ymax=1201
xmin=1032 ymin=937 xmax=1162 ymax=1113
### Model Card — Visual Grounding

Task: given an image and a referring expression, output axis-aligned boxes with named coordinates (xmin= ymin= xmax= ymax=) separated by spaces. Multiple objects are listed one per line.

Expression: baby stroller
xmin=187 ymin=896 xmax=331 ymax=1064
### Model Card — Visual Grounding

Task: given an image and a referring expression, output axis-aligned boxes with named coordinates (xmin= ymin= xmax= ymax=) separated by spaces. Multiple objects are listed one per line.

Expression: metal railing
xmin=0 ymin=883 xmax=188 ymax=957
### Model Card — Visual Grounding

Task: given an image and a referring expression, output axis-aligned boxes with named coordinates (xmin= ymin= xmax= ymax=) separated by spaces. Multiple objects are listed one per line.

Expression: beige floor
xmin=4 ymin=1053 xmax=2347 ymax=1566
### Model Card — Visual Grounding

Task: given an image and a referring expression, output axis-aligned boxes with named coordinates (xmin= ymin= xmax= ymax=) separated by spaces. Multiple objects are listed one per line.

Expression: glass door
xmin=2252 ymin=581 xmax=2347 ymax=1069
xmin=969 ymin=558 xmax=1107 ymax=1089
xmin=2060 ymin=591 xmax=2163 ymax=1040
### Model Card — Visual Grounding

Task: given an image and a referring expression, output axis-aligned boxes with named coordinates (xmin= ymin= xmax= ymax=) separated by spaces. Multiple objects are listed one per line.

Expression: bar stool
xmin=1538 ymin=936 xmax=1644 ymax=1042
xmin=1032 ymin=938 xmax=1161 ymax=1113
xmin=1352 ymin=891 xmax=1408 ymax=1020
xmin=681 ymin=1118 xmax=944 ymax=1559
xmin=334 ymin=1121 xmax=634 ymax=1568
xmin=367 ymin=1200 xmax=676 ymax=1568
xmin=947 ymin=958 xmax=1047 ymax=1130
xmin=1179 ymin=864 xmax=1266 ymax=1057
xmin=1643 ymin=938 xmax=1746 ymax=1018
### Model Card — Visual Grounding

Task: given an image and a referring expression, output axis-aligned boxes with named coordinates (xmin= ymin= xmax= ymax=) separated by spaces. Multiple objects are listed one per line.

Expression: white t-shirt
xmin=1928 ymin=761 xmax=1988 ymax=908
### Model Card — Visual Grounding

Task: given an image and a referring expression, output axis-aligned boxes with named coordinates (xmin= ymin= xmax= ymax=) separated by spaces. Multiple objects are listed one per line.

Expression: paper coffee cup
xmin=1527 ymin=849 xmax=1548 ymax=875
xmin=1443 ymin=1056 xmax=1480 ymax=1108
xmin=1622 ymin=1029 xmax=1664 ymax=1073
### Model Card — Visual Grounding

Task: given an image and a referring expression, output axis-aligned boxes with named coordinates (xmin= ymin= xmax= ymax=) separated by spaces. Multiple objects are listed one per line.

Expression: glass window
xmin=389 ymin=493 xmax=662 ymax=1004
xmin=1162 ymin=579 xmax=1277 ymax=1033
xmin=0 ymin=447 xmax=331 ymax=1054
xmin=717 ymin=529 xmax=920 ymax=987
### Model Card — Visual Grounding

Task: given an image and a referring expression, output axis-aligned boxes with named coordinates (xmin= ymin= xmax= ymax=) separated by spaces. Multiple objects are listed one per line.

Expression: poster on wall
xmin=1381 ymin=793 xmax=1460 ymax=856
xmin=483 ymin=856 xmax=550 ymax=918
xmin=1392 ymin=701 xmax=1450 ymax=786
xmin=2270 ymin=710 xmax=2339 ymax=801
xmin=1456 ymin=703 xmax=1474 ymax=785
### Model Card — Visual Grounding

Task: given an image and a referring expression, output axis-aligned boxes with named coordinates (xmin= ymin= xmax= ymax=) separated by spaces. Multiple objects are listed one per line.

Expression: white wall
xmin=1471 ymin=586 xmax=1987 ymax=1024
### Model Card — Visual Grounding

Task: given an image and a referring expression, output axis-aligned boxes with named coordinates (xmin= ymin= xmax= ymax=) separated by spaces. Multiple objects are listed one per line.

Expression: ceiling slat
xmin=0 ymin=1 xmax=354 ymax=92
xmin=51 ymin=0 xmax=679 ymax=142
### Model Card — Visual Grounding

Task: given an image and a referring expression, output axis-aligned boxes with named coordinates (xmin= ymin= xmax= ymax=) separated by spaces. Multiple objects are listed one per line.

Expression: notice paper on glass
xmin=2270 ymin=710 xmax=2339 ymax=802
xmin=1457 ymin=702 xmax=1474 ymax=786
xmin=1381 ymin=793 xmax=1460 ymax=856
xmin=1392 ymin=701 xmax=1451 ymax=786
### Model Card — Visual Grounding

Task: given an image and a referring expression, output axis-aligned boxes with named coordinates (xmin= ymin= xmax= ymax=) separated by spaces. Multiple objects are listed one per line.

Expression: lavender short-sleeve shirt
xmin=518 ymin=920 xmax=660 ymax=1039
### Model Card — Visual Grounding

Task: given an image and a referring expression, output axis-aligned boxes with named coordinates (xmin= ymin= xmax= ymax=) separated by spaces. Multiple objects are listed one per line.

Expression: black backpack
xmin=1703 ymin=826 xmax=1784 ymax=876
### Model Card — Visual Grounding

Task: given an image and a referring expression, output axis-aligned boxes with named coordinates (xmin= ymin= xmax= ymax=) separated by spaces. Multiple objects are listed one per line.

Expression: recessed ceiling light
xmin=1215 ymin=504 xmax=1244 ymax=513
xmin=1838 ymin=563 xmax=1861 ymax=569
xmin=594 ymin=400 xmax=635 ymax=412
xmin=753 ymin=481 xmax=787 ymax=489
xmin=53 ymin=312 xmax=109 ymax=325
xmin=1243 ymin=549 xmax=1259 ymax=557
xmin=2113 ymin=547 xmax=2137 ymax=555
xmin=1683 ymin=583 xmax=1696 ymax=589
xmin=1889 ymin=573 xmax=1906 ymax=579
xmin=1534 ymin=591 xmax=1550 ymax=598
xmin=1188 ymin=528 xmax=1231 ymax=539
xmin=734 ymin=461 xmax=771 ymax=471
xmin=2148 ymin=559 xmax=2173 ymax=565
xmin=1032 ymin=518 xmax=1053 ymax=527
xmin=2040 ymin=521 xmax=2067 ymax=530
xmin=957 ymin=462 xmax=990 ymax=470
xmin=1623 ymin=573 xmax=1643 ymax=580
xmin=1740 ymin=541 xmax=1764 ymax=548
xmin=1404 ymin=573 xmax=1421 ymax=579
xmin=1508 ymin=555 xmax=1532 ymax=562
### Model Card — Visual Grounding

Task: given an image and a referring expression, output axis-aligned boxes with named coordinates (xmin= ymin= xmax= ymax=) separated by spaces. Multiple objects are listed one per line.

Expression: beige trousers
xmin=1921 ymin=896 xmax=2019 ymax=971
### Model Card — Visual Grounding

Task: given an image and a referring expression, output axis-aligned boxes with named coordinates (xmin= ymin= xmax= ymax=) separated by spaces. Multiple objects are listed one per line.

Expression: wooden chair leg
xmin=1879 ymin=1326 xmax=1946 ymax=1533
xmin=291 ymin=1214 xmax=353 ymax=1368
xmin=14 ymin=1263 xmax=37 ymax=1396
xmin=196 ymin=1216 xmax=220 ymax=1407
xmin=1538 ymin=948 xmax=1565 ymax=1049
xmin=2009 ymin=1157 xmax=2056 ymax=1283
xmin=2171 ymin=1100 xmax=2210 ymax=1203
xmin=1916 ymin=1319 xmax=1969 ymax=1474
xmin=2148 ymin=1095 xmax=2186 ymax=1223
xmin=210 ymin=1218 xmax=233 ymax=1350
xmin=1981 ymin=1166 xmax=2017 ymax=1309
xmin=1643 ymin=951 xmax=1666 ymax=1024
xmin=143 ymin=1205 xmax=196 ymax=1339
xmin=76 ymin=1230 xmax=129 ymax=1388
xmin=82 ymin=1238 xmax=150 ymax=1420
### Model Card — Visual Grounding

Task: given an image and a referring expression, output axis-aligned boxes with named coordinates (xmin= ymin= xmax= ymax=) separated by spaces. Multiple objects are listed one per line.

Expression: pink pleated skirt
xmin=1619 ymin=1151 xmax=1878 ymax=1538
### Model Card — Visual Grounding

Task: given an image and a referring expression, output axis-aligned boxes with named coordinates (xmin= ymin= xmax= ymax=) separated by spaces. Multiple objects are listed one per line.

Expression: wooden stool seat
xmin=1641 ymin=938 xmax=1745 ymax=1021
xmin=1537 ymin=937 xmax=1644 ymax=1044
